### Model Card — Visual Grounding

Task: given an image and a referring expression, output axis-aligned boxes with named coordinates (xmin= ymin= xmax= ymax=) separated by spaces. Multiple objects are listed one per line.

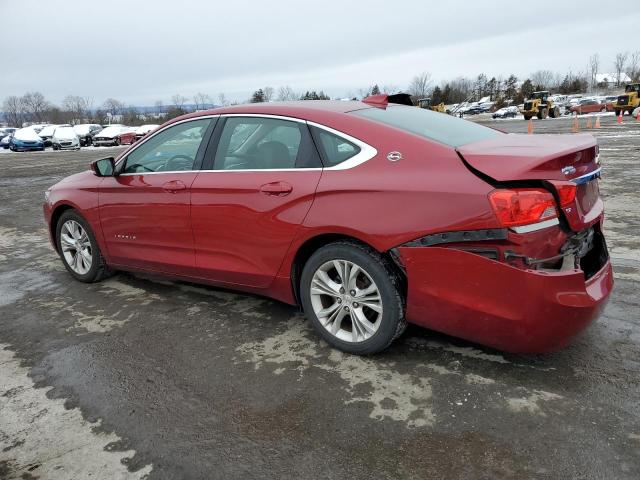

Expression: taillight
xmin=488 ymin=188 xmax=558 ymax=227
xmin=549 ymin=181 xmax=577 ymax=207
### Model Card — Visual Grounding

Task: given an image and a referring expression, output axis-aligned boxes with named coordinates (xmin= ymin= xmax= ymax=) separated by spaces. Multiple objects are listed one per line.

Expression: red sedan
xmin=92 ymin=125 xmax=137 ymax=146
xmin=43 ymin=96 xmax=612 ymax=354
xmin=570 ymin=99 xmax=613 ymax=115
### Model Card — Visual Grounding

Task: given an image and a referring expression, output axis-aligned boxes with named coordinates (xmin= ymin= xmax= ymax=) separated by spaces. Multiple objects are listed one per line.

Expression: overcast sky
xmin=1 ymin=0 xmax=639 ymax=106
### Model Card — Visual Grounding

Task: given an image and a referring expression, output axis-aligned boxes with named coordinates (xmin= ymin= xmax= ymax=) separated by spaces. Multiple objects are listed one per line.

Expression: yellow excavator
xmin=520 ymin=91 xmax=561 ymax=120
xmin=418 ymin=98 xmax=446 ymax=113
xmin=614 ymin=83 xmax=640 ymax=116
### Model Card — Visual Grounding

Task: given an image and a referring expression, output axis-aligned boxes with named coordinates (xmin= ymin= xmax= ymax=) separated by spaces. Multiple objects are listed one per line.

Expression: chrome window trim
xmin=115 ymin=115 xmax=220 ymax=171
xmin=510 ymin=218 xmax=559 ymax=234
xmin=306 ymin=120 xmax=377 ymax=170
xmin=116 ymin=113 xmax=377 ymax=175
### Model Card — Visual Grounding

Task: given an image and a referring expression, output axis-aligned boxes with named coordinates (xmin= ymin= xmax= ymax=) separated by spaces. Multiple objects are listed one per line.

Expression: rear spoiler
xmin=362 ymin=93 xmax=413 ymax=107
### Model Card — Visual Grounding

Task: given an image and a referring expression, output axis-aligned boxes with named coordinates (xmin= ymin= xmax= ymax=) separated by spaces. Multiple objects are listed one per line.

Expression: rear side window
xmin=311 ymin=127 xmax=361 ymax=167
xmin=352 ymin=105 xmax=501 ymax=147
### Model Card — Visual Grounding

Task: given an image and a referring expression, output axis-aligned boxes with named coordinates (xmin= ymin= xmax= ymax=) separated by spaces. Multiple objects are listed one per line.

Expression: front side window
xmin=213 ymin=117 xmax=319 ymax=170
xmin=123 ymin=118 xmax=212 ymax=173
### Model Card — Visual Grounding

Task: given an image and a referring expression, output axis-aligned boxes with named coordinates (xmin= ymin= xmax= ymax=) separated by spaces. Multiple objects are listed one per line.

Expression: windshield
xmin=14 ymin=128 xmax=41 ymax=141
xmin=54 ymin=127 xmax=76 ymax=139
xmin=624 ymin=84 xmax=639 ymax=93
xmin=532 ymin=92 xmax=548 ymax=101
xmin=39 ymin=125 xmax=57 ymax=136
xmin=352 ymin=105 xmax=502 ymax=147
xmin=74 ymin=125 xmax=92 ymax=135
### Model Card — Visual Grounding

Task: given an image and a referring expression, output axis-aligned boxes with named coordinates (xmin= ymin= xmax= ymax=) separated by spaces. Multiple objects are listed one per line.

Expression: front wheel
xmin=56 ymin=210 xmax=112 ymax=283
xmin=300 ymin=241 xmax=406 ymax=355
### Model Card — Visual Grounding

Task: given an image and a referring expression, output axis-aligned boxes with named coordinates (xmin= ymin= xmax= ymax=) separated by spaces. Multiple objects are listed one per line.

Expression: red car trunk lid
xmin=457 ymin=133 xmax=602 ymax=231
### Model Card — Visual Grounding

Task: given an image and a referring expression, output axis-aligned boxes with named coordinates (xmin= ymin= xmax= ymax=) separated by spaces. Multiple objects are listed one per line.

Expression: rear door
xmin=98 ymin=117 xmax=216 ymax=274
xmin=190 ymin=115 xmax=322 ymax=287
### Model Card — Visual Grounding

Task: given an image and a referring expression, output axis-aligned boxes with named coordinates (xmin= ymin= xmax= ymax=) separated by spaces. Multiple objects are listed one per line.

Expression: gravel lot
xmin=1 ymin=114 xmax=639 ymax=479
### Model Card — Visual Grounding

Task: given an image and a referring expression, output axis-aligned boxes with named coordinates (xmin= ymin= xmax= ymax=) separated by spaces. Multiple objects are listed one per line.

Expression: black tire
xmin=615 ymin=109 xmax=621 ymax=117
xmin=300 ymin=241 xmax=406 ymax=355
xmin=55 ymin=210 xmax=113 ymax=283
xmin=523 ymin=114 xmax=532 ymax=121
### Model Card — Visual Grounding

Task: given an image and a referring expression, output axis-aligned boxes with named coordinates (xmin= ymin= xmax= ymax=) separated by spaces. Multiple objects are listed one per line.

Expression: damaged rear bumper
xmin=398 ymin=246 xmax=613 ymax=354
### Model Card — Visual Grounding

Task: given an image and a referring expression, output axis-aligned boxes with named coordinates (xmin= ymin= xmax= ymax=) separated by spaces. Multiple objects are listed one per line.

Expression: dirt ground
xmin=0 ymin=113 xmax=639 ymax=479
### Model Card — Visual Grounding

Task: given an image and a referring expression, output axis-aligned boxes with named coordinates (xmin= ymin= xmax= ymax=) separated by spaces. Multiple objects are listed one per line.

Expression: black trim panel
xmin=401 ymin=228 xmax=508 ymax=247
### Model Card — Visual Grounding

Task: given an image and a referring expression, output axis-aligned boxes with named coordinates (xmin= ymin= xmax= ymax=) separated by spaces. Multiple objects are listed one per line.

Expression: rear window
xmin=352 ymin=105 xmax=501 ymax=147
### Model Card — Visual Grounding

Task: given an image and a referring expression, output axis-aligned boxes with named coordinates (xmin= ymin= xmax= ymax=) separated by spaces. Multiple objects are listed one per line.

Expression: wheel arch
xmin=289 ymin=232 xmax=406 ymax=308
xmin=49 ymin=203 xmax=77 ymax=253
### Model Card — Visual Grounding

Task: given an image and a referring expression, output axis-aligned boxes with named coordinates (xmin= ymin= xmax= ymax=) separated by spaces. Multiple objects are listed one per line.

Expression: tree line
xmin=3 ymin=50 xmax=638 ymax=127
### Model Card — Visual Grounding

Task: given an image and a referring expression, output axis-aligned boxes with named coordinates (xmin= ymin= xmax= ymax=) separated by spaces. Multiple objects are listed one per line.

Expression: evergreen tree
xmin=504 ymin=75 xmax=518 ymax=101
xmin=371 ymin=84 xmax=380 ymax=95
xmin=432 ymin=86 xmax=443 ymax=104
xmin=441 ymin=84 xmax=452 ymax=104
xmin=250 ymin=89 xmax=265 ymax=103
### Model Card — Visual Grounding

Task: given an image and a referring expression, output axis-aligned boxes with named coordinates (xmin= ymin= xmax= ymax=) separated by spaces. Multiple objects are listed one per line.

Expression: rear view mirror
xmin=91 ymin=157 xmax=115 ymax=177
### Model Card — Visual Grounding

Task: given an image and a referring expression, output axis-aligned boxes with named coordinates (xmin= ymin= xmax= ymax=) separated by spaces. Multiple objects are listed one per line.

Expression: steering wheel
xmin=165 ymin=155 xmax=193 ymax=171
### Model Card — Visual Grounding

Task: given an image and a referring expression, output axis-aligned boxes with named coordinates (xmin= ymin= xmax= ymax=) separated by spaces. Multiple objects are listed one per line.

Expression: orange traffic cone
xmin=586 ymin=117 xmax=592 ymax=129
xmin=527 ymin=118 xmax=533 ymax=134
xmin=572 ymin=115 xmax=579 ymax=133
xmin=617 ymin=111 xmax=623 ymax=124
xmin=594 ymin=116 xmax=601 ymax=128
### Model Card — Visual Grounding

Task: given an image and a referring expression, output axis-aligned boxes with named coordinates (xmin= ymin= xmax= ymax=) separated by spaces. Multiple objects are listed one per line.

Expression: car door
xmin=190 ymin=115 xmax=322 ymax=288
xmin=98 ymin=117 xmax=216 ymax=274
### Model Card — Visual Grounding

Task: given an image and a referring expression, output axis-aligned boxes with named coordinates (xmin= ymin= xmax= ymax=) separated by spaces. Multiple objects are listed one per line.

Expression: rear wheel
xmin=56 ymin=210 xmax=112 ymax=283
xmin=300 ymin=241 xmax=406 ymax=355
xmin=615 ymin=109 xmax=621 ymax=117
xmin=523 ymin=114 xmax=532 ymax=121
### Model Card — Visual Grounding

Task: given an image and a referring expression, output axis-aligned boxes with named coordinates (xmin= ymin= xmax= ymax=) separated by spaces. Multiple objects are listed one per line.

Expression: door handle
xmin=259 ymin=181 xmax=293 ymax=196
xmin=162 ymin=180 xmax=187 ymax=193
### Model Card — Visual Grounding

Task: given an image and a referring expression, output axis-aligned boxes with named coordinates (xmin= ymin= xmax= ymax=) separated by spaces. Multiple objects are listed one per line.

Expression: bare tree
xmin=21 ymin=92 xmax=49 ymax=122
xmin=193 ymin=92 xmax=212 ymax=110
xmin=62 ymin=95 xmax=90 ymax=123
xmin=2 ymin=96 xmax=25 ymax=127
xmin=263 ymin=87 xmax=274 ymax=102
xmin=103 ymin=98 xmax=125 ymax=116
xmin=171 ymin=94 xmax=188 ymax=108
xmin=408 ymin=72 xmax=433 ymax=99
xmin=217 ymin=93 xmax=228 ymax=106
xmin=277 ymin=85 xmax=298 ymax=101
xmin=154 ymin=100 xmax=164 ymax=115
xmin=530 ymin=70 xmax=554 ymax=90
xmin=382 ymin=84 xmax=400 ymax=94
xmin=614 ymin=52 xmax=629 ymax=86
xmin=627 ymin=51 xmax=640 ymax=82
xmin=589 ymin=53 xmax=600 ymax=91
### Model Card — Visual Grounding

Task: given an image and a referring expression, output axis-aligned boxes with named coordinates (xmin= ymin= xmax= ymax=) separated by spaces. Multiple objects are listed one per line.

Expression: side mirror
xmin=90 ymin=157 xmax=116 ymax=177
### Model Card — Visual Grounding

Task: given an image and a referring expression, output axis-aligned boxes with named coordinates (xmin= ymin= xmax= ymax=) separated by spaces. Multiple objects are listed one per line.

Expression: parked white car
xmin=52 ymin=126 xmax=80 ymax=150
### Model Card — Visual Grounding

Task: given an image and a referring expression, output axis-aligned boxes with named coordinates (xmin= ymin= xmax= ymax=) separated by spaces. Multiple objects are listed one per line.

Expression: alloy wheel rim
xmin=60 ymin=220 xmax=92 ymax=275
xmin=309 ymin=259 xmax=383 ymax=343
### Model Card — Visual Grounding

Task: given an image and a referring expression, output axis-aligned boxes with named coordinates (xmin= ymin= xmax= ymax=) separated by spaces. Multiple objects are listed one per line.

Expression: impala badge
xmin=387 ymin=151 xmax=403 ymax=162
xmin=561 ymin=166 xmax=576 ymax=176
